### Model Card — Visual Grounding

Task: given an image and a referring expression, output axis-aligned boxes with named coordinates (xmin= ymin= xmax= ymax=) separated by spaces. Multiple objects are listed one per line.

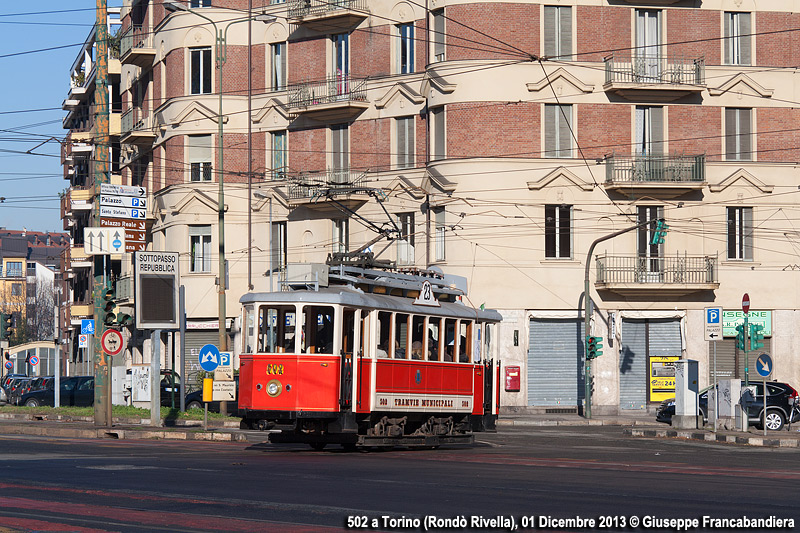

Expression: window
xmin=6 ymin=261 xmax=22 ymax=277
xmin=397 ymin=23 xmax=415 ymax=74
xmin=189 ymin=226 xmax=212 ymax=272
xmin=637 ymin=206 xmax=664 ymax=277
xmin=635 ymin=9 xmax=661 ymax=81
xmin=544 ymin=104 xmax=572 ymax=158
xmin=270 ymin=42 xmax=286 ymax=91
xmin=431 ymin=107 xmax=445 ymax=161
xmin=270 ymin=0 xmax=286 ymax=4
xmin=396 ymin=116 xmax=414 ymax=169
xmin=188 ymin=134 xmax=212 ymax=182
xmin=432 ymin=10 xmax=445 ymax=62
xmin=333 ymin=219 xmax=349 ymax=254
xmin=727 ymin=207 xmax=753 ymax=260
xmin=270 ymin=221 xmax=287 ymax=275
xmin=724 ymin=12 xmax=751 ymax=66
xmin=11 ymin=283 xmax=21 ymax=297
xmin=132 ymin=154 xmax=150 ymax=187
xmin=434 ymin=207 xmax=446 ymax=262
xmin=725 ymin=108 xmax=752 ymax=161
xmin=635 ymin=106 xmax=664 ymax=156
xmin=332 ymin=33 xmax=349 ymax=77
xmin=190 ymin=47 xmax=212 ymax=95
xmin=545 ymin=205 xmax=571 ymax=259
xmin=190 ymin=0 xmax=211 ymax=6
xmin=543 ymin=6 xmax=572 ymax=59
xmin=331 ymin=124 xmax=349 ymax=182
xmin=271 ymin=130 xmax=287 ymax=180
xmin=397 ymin=212 xmax=415 ymax=265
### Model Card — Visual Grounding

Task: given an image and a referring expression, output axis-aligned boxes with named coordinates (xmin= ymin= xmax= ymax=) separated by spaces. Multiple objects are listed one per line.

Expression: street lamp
xmin=164 ymin=2 xmax=275 ymax=351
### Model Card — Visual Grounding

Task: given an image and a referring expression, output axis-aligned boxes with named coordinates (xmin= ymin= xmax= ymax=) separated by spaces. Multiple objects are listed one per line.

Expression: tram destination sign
xmin=134 ymin=251 xmax=180 ymax=330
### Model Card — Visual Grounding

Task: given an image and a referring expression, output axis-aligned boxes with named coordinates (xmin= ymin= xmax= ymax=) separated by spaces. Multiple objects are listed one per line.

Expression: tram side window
xmin=243 ymin=305 xmax=255 ymax=353
xmin=394 ymin=313 xmax=409 ymax=359
xmin=444 ymin=318 xmax=457 ymax=362
xmin=428 ymin=318 xmax=442 ymax=361
xmin=302 ymin=306 xmax=335 ymax=354
xmin=484 ymin=323 xmax=494 ymax=362
xmin=377 ymin=311 xmax=391 ymax=358
xmin=411 ymin=315 xmax=425 ymax=359
xmin=459 ymin=320 xmax=473 ymax=363
xmin=258 ymin=305 xmax=297 ymax=353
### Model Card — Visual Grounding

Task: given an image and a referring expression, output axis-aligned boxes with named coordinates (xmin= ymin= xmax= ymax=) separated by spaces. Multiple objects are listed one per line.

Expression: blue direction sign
xmin=81 ymin=319 xmax=95 ymax=335
xmin=755 ymin=353 xmax=773 ymax=378
xmin=198 ymin=344 xmax=221 ymax=372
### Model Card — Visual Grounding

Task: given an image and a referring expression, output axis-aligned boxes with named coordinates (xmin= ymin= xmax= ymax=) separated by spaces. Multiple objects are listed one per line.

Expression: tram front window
xmin=302 ymin=306 xmax=335 ymax=354
xmin=257 ymin=305 xmax=297 ymax=353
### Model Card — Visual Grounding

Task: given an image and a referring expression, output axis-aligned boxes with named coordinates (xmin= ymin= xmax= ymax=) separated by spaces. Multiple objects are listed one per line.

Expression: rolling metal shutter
xmin=710 ymin=337 xmax=771 ymax=383
xmin=620 ymin=320 xmax=647 ymax=410
xmin=527 ymin=319 xmax=584 ymax=407
xmin=183 ymin=331 xmax=220 ymax=392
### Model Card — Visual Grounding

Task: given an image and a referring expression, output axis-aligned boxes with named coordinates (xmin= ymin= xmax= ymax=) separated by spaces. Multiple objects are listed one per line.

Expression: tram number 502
xmin=266 ymin=364 xmax=284 ymax=375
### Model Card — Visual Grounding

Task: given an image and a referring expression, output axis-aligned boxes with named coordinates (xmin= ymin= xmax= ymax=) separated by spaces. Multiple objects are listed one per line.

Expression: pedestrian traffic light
xmin=0 ymin=313 xmax=12 ymax=341
xmin=735 ymin=323 xmax=746 ymax=351
xmin=586 ymin=336 xmax=603 ymax=360
xmin=650 ymin=219 xmax=669 ymax=246
xmin=102 ymin=287 xmax=117 ymax=326
xmin=750 ymin=324 xmax=764 ymax=351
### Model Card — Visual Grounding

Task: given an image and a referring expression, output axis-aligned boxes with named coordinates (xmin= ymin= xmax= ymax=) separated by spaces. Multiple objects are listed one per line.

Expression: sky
xmin=0 ymin=3 xmax=113 ymax=234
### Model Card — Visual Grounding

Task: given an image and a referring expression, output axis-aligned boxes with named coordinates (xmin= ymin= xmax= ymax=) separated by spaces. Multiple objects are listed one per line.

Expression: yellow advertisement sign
xmin=650 ymin=356 xmax=679 ymax=402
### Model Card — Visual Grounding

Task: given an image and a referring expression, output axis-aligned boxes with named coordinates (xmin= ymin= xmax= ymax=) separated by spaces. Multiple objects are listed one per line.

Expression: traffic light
xmin=735 ymin=323 xmax=746 ymax=351
xmin=0 ymin=313 xmax=12 ymax=341
xmin=102 ymin=287 xmax=117 ymax=326
xmin=116 ymin=312 xmax=134 ymax=327
xmin=650 ymin=219 xmax=669 ymax=246
xmin=750 ymin=324 xmax=764 ymax=351
xmin=586 ymin=336 xmax=603 ymax=360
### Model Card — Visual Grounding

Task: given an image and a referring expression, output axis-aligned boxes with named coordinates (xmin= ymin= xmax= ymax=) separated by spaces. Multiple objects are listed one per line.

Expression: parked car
xmin=19 ymin=376 xmax=95 ymax=408
xmin=8 ymin=377 xmax=34 ymax=405
xmin=656 ymin=380 xmax=800 ymax=430
xmin=2 ymin=374 xmax=27 ymax=393
xmin=185 ymin=375 xmax=239 ymax=415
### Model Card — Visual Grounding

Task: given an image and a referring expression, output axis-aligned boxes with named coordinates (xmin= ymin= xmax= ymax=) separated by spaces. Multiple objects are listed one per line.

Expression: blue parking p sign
xmin=706 ymin=308 xmax=720 ymax=324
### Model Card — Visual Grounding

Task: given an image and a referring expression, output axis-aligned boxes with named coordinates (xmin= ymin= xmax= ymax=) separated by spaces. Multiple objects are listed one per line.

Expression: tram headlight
xmin=266 ymin=379 xmax=282 ymax=397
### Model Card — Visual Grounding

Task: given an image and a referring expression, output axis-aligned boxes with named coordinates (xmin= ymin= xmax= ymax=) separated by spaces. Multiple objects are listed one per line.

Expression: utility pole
xmin=92 ymin=0 xmax=111 ymax=427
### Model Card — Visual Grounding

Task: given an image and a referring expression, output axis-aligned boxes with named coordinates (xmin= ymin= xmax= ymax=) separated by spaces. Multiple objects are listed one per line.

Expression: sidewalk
xmin=498 ymin=411 xmax=800 ymax=448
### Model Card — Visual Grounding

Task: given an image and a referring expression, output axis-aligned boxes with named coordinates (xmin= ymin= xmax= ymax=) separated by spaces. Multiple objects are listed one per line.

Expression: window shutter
xmin=725 ymin=108 xmax=736 ymax=159
xmin=739 ymin=13 xmax=752 ymax=66
xmin=433 ymin=108 xmax=445 ymax=160
xmin=723 ymin=13 xmax=731 ymax=64
xmin=560 ymin=7 xmax=572 ymax=59
xmin=558 ymin=205 xmax=571 ymax=258
xmin=544 ymin=205 xmax=555 ymax=257
xmin=397 ymin=118 xmax=407 ymax=168
xmin=202 ymin=49 xmax=212 ymax=94
xmin=191 ymin=50 xmax=200 ymax=94
xmin=557 ymin=105 xmax=571 ymax=158
xmin=650 ymin=107 xmax=664 ymax=155
xmin=739 ymin=108 xmax=751 ymax=160
xmin=743 ymin=207 xmax=753 ymax=260
xmin=544 ymin=104 xmax=556 ymax=157
xmin=433 ymin=11 xmax=445 ymax=60
xmin=543 ymin=6 xmax=556 ymax=58
xmin=726 ymin=207 xmax=736 ymax=260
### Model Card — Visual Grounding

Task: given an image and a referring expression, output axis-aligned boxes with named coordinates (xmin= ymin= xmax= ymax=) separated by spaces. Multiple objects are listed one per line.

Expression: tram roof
xmin=240 ymin=287 xmax=502 ymax=323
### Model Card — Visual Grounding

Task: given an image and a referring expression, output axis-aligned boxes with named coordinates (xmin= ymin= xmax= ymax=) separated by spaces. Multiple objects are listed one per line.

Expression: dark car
xmin=2 ymin=373 xmax=27 ymax=393
xmin=19 ymin=376 xmax=95 ymax=408
xmin=185 ymin=375 xmax=239 ymax=415
xmin=656 ymin=380 xmax=800 ymax=430
xmin=8 ymin=377 xmax=34 ymax=405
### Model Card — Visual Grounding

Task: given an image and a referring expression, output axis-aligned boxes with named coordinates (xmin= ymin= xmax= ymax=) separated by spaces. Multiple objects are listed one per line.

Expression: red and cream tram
xmin=238 ymin=264 xmax=501 ymax=449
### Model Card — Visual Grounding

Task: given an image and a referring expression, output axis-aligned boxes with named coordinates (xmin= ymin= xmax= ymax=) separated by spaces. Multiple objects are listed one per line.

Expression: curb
xmin=497 ymin=418 xmax=655 ymax=427
xmin=0 ymin=422 xmax=248 ymax=442
xmin=624 ymin=427 xmax=800 ymax=448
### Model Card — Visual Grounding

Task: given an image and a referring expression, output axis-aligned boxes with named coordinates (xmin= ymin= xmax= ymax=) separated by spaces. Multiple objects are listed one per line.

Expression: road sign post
xmin=755 ymin=353 xmax=773 ymax=436
xmin=742 ymin=294 xmax=750 ymax=387
xmin=705 ymin=307 xmax=722 ymax=433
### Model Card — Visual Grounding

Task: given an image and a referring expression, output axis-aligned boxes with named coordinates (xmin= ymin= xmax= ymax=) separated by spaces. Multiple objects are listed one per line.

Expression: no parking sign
xmin=29 ymin=355 xmax=39 ymax=367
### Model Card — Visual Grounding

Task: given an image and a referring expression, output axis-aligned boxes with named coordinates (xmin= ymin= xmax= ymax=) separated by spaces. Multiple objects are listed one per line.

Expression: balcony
xmin=287 ymin=0 xmax=368 ymax=32
xmin=61 ymin=187 xmax=93 ymax=222
xmin=287 ymin=169 xmax=369 ymax=206
xmin=604 ymin=154 xmax=705 ymax=197
xmin=120 ymin=107 xmax=156 ymax=145
xmin=67 ymin=246 xmax=92 ymax=270
xmin=119 ymin=25 xmax=155 ymax=68
xmin=603 ymin=54 xmax=705 ymax=100
xmin=61 ymin=134 xmax=94 ymax=165
xmin=69 ymin=302 xmax=93 ymax=324
xmin=287 ymin=75 xmax=369 ymax=121
xmin=595 ymin=253 xmax=719 ymax=295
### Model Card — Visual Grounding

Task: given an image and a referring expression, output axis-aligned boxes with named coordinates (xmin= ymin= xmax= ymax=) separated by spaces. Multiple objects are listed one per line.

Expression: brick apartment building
xmin=59 ymin=0 xmax=800 ymax=412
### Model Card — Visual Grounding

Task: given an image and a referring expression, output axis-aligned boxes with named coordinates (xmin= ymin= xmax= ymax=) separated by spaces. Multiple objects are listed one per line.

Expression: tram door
xmin=340 ymin=309 xmax=360 ymax=411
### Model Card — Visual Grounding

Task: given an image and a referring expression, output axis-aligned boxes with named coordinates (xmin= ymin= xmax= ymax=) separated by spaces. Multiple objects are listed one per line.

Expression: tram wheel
xmin=309 ymin=442 xmax=327 ymax=451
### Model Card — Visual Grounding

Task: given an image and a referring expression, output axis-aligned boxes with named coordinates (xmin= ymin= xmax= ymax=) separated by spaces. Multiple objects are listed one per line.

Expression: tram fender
xmin=328 ymin=412 xmax=358 ymax=433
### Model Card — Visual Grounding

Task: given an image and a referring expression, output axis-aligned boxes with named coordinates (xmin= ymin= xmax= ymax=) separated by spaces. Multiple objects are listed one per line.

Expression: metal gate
xmin=527 ymin=319 xmax=584 ymax=407
xmin=183 ymin=330 xmax=219 ymax=392
xmin=620 ymin=319 xmax=681 ymax=409
xmin=710 ymin=337 xmax=771 ymax=383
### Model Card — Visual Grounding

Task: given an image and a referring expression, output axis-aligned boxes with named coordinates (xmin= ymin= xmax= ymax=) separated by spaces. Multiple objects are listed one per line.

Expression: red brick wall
xmin=756 ymin=12 xmax=800 ymax=67
xmin=668 ymin=106 xmax=721 ymax=161
xmin=415 ymin=20 xmax=426 ymax=71
xmin=222 ymin=133 xmax=249 ymax=183
xmin=445 ymin=4 xmax=539 ymax=61
xmin=576 ymin=6 xmax=630 ymax=63
xmin=289 ymin=128 xmax=326 ymax=171
xmin=288 ymin=38 xmax=327 ymax=83
xmin=756 ymin=108 xmax=800 ymax=162
xmin=577 ymin=104 xmax=630 ymax=159
xmin=152 ymin=62 xmax=161 ymax=110
xmin=251 ymin=131 xmax=266 ymax=179
xmin=164 ymin=48 xmax=183 ymax=100
xmin=416 ymin=112 xmax=426 ymax=167
xmin=667 ymin=9 xmax=719 ymax=65
xmin=352 ymin=25 xmax=391 ymax=78
xmin=445 ymin=102 xmax=539 ymax=159
xmin=351 ymin=118 xmax=390 ymax=172
xmin=163 ymin=136 xmax=183 ymax=188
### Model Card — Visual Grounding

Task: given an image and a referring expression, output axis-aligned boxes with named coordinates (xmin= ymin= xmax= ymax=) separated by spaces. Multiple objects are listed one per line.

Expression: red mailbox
xmin=504 ymin=365 xmax=520 ymax=392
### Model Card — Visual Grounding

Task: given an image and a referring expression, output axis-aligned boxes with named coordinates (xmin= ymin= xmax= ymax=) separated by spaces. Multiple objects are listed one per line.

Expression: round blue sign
xmin=198 ymin=343 xmax=221 ymax=372
xmin=29 ymin=355 xmax=39 ymax=367
xmin=755 ymin=353 xmax=773 ymax=378
xmin=4 ymin=361 xmax=12 ymax=370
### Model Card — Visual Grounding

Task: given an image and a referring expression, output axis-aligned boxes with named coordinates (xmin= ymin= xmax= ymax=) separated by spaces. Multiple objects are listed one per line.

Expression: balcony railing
xmin=604 ymin=54 xmax=705 ymax=86
xmin=121 ymin=107 xmax=156 ymax=144
xmin=288 ymin=74 xmax=368 ymax=110
xmin=120 ymin=25 xmax=154 ymax=63
xmin=596 ymin=254 xmax=718 ymax=285
xmin=288 ymin=0 xmax=368 ymax=19
xmin=605 ymin=153 xmax=705 ymax=185
xmin=287 ymin=169 xmax=367 ymax=200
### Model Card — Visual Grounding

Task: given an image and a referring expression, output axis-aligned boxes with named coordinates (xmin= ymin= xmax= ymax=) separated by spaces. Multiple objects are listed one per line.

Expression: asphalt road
xmin=0 ymin=426 xmax=797 ymax=532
